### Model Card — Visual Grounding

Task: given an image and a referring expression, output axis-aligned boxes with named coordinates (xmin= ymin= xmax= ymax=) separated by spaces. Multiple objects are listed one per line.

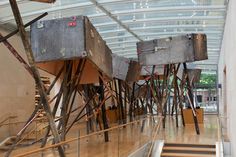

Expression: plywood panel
xmin=183 ymin=108 xmax=204 ymax=124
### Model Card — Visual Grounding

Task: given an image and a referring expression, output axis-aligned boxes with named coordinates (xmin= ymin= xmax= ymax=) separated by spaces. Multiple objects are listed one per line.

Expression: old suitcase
xmin=177 ymin=67 xmax=201 ymax=83
xmin=126 ymin=60 xmax=141 ymax=82
xmin=30 ymin=16 xmax=112 ymax=83
xmin=185 ymin=69 xmax=202 ymax=83
xmin=112 ymin=54 xmax=130 ymax=81
xmin=137 ymin=34 xmax=208 ymax=65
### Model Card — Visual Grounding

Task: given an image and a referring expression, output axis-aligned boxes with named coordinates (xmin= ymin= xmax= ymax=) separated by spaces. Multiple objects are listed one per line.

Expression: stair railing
xmin=13 ymin=115 xmax=157 ymax=157
xmin=217 ymin=115 xmax=226 ymax=157
xmin=146 ymin=116 xmax=163 ymax=157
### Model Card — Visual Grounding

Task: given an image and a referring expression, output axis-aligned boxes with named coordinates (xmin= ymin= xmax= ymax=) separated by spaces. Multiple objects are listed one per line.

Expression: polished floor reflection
xmin=0 ymin=115 xmax=219 ymax=157
xmin=157 ymin=115 xmax=218 ymax=145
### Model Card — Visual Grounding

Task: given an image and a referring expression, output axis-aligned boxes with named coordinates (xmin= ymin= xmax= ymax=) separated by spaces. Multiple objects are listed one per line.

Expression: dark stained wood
xmin=8 ymin=0 xmax=65 ymax=156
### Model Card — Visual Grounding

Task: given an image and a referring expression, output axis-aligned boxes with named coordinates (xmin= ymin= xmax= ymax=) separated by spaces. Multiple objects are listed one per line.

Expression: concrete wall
xmin=0 ymin=29 xmax=35 ymax=140
xmin=218 ymin=0 xmax=236 ymax=155
xmin=0 ymin=29 xmax=82 ymax=141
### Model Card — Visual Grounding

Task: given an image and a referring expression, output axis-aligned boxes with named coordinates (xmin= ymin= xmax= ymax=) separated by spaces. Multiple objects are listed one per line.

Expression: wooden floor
xmin=157 ymin=115 xmax=219 ymax=145
xmin=0 ymin=115 xmax=219 ymax=157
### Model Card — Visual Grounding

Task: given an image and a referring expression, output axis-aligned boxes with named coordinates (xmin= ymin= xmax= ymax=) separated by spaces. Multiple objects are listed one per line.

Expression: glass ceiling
xmin=0 ymin=0 xmax=228 ymax=71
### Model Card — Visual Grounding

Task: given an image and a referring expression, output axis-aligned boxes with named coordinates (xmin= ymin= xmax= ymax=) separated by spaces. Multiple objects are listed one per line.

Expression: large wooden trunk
xmin=137 ymin=34 xmax=208 ymax=65
xmin=30 ymin=16 xmax=112 ymax=82
xmin=126 ymin=60 xmax=141 ymax=82
xmin=183 ymin=108 xmax=204 ymax=124
xmin=112 ymin=54 xmax=130 ymax=81
xmin=186 ymin=69 xmax=202 ymax=83
xmin=177 ymin=68 xmax=201 ymax=83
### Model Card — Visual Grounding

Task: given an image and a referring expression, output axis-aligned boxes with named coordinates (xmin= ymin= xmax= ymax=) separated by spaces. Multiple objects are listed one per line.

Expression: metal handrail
xmin=217 ymin=115 xmax=226 ymax=157
xmin=146 ymin=116 xmax=163 ymax=157
xmin=14 ymin=115 xmax=160 ymax=157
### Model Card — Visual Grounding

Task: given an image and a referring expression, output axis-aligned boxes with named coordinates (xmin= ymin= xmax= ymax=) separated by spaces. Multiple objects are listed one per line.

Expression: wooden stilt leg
xmin=8 ymin=0 xmax=65 ymax=156
xmin=183 ymin=63 xmax=200 ymax=135
xmin=173 ymin=64 xmax=179 ymax=128
xmin=99 ymin=75 xmax=109 ymax=142
xmin=129 ymin=83 xmax=135 ymax=121
xmin=177 ymin=78 xmax=185 ymax=127
xmin=118 ymin=79 xmax=126 ymax=124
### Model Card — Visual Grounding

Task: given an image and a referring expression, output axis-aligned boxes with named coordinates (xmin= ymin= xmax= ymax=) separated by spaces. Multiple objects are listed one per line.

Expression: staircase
xmin=161 ymin=143 xmax=216 ymax=157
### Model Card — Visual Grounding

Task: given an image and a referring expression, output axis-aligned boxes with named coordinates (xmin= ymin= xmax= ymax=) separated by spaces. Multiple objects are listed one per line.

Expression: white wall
xmin=218 ymin=0 xmax=236 ymax=155
xmin=0 ymin=29 xmax=35 ymax=140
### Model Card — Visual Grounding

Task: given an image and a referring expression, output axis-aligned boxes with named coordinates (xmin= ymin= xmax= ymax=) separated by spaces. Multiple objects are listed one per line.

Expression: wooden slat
xmin=161 ymin=152 xmax=215 ymax=157
xmin=161 ymin=143 xmax=216 ymax=157
xmin=164 ymin=143 xmax=216 ymax=148
xmin=163 ymin=146 xmax=216 ymax=152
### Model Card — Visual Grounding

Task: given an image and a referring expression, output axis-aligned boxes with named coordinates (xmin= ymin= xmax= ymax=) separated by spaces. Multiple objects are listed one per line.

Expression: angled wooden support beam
xmin=118 ymin=79 xmax=126 ymax=124
xmin=172 ymin=64 xmax=180 ymax=128
xmin=177 ymin=80 xmax=185 ymax=127
xmin=99 ymin=74 xmax=109 ymax=142
xmin=65 ymin=87 xmax=101 ymax=134
xmin=7 ymin=0 xmax=65 ymax=156
xmin=129 ymin=82 xmax=136 ymax=121
xmin=183 ymin=63 xmax=200 ymax=135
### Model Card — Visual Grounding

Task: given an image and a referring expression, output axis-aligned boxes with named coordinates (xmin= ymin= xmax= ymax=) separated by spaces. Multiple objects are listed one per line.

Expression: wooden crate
xmin=106 ymin=109 xmax=119 ymax=123
xmin=126 ymin=60 xmax=141 ymax=82
xmin=183 ymin=108 xmax=204 ymax=124
xmin=137 ymin=34 xmax=208 ymax=65
xmin=31 ymin=16 xmax=112 ymax=81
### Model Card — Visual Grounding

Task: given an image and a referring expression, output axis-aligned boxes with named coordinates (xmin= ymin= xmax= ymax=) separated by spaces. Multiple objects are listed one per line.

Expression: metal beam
xmin=103 ymin=31 xmax=222 ymax=40
xmin=0 ymin=0 xmax=155 ymax=22
xmin=110 ymin=44 xmax=221 ymax=50
xmin=88 ymin=0 xmax=142 ymax=41
xmin=99 ymin=24 xmax=224 ymax=35
xmin=107 ymin=40 xmax=138 ymax=46
xmin=89 ymin=5 xmax=226 ymax=19
xmin=106 ymin=39 xmax=221 ymax=46
xmin=112 ymin=48 xmax=221 ymax=55
xmin=94 ymin=16 xmax=225 ymax=27
xmin=109 ymin=45 xmax=135 ymax=50
xmin=104 ymin=36 xmax=222 ymax=44
xmin=0 ymin=1 xmax=93 ymax=24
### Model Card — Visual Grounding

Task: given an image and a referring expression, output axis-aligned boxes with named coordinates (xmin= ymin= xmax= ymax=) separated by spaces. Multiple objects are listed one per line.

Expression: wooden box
xmin=31 ymin=16 xmax=112 ymax=81
xmin=106 ymin=109 xmax=118 ymax=123
xmin=183 ymin=108 xmax=204 ymax=124
xmin=186 ymin=69 xmax=202 ymax=83
xmin=112 ymin=54 xmax=130 ymax=80
xmin=137 ymin=34 xmax=208 ymax=65
xmin=126 ymin=60 xmax=141 ymax=82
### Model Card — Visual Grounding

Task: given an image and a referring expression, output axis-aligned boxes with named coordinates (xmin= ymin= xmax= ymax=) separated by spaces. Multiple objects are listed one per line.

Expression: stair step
xmin=161 ymin=152 xmax=215 ymax=157
xmin=161 ymin=143 xmax=216 ymax=157
xmin=164 ymin=143 xmax=215 ymax=148
xmin=163 ymin=146 xmax=216 ymax=152
xmin=162 ymin=149 xmax=215 ymax=154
